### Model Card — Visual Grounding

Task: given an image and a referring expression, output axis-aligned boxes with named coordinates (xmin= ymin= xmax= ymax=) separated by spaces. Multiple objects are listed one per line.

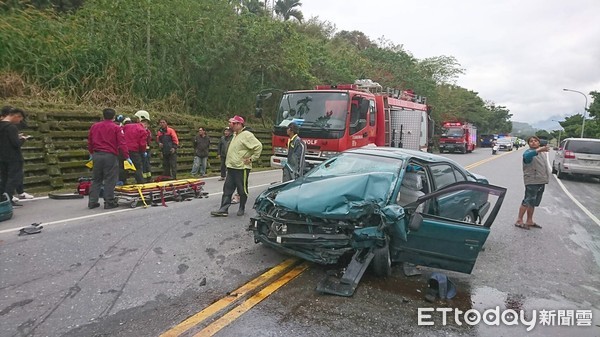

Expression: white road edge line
xmin=553 ymin=174 xmax=600 ymax=227
xmin=0 ymin=182 xmax=275 ymax=235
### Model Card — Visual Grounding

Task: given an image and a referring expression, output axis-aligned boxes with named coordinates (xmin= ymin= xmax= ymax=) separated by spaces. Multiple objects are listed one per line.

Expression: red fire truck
xmin=438 ymin=121 xmax=477 ymax=154
xmin=257 ymin=79 xmax=433 ymax=169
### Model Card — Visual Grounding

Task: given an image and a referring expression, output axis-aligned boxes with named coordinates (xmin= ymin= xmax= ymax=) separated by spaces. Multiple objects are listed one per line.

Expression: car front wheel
xmin=371 ymin=238 xmax=392 ymax=277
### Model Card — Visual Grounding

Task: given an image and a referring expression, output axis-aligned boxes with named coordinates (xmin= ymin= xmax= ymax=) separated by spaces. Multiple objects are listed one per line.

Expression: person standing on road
xmin=191 ymin=127 xmax=210 ymax=177
xmin=217 ymin=127 xmax=233 ymax=181
xmin=282 ymin=122 xmax=306 ymax=182
xmin=515 ymin=136 xmax=549 ymax=230
xmin=0 ymin=107 xmax=27 ymax=206
xmin=137 ymin=114 xmax=153 ymax=182
xmin=13 ymin=117 xmax=34 ymax=202
xmin=156 ymin=118 xmax=179 ymax=179
xmin=87 ymin=108 xmax=131 ymax=209
xmin=211 ymin=115 xmax=262 ymax=217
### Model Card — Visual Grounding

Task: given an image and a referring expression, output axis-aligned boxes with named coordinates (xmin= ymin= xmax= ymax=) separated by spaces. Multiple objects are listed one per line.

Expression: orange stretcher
xmin=113 ymin=179 xmax=207 ymax=208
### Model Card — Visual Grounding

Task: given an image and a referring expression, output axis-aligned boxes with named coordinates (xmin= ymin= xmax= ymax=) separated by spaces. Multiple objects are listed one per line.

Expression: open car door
xmin=397 ymin=182 xmax=506 ymax=274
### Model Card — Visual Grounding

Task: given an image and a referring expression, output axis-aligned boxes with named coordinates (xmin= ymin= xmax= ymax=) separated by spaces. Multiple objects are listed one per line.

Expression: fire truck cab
xmin=263 ymin=79 xmax=432 ymax=169
xmin=439 ymin=121 xmax=477 ymax=154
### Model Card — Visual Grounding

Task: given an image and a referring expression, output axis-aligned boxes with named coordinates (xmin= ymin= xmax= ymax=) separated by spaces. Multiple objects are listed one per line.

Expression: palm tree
xmin=231 ymin=0 xmax=269 ymax=16
xmin=244 ymin=0 xmax=268 ymax=15
xmin=274 ymin=0 xmax=303 ymax=22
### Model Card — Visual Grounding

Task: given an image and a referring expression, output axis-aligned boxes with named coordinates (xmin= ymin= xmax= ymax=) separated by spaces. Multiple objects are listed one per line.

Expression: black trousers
xmin=220 ymin=156 xmax=227 ymax=178
xmin=218 ymin=168 xmax=250 ymax=212
xmin=162 ymin=152 xmax=178 ymax=179
xmin=0 ymin=160 xmax=24 ymax=200
xmin=128 ymin=151 xmax=144 ymax=184
xmin=89 ymin=152 xmax=118 ymax=203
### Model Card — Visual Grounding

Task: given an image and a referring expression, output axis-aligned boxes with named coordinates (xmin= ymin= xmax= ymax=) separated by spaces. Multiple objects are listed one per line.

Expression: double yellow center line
xmin=465 ymin=148 xmax=514 ymax=170
xmin=160 ymin=258 xmax=308 ymax=337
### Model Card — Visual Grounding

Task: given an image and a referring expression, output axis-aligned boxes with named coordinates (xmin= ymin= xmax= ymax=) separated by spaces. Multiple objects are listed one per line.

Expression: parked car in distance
xmin=552 ymin=138 xmax=600 ymax=179
xmin=496 ymin=138 xmax=513 ymax=151
xmin=250 ymin=147 xmax=507 ymax=296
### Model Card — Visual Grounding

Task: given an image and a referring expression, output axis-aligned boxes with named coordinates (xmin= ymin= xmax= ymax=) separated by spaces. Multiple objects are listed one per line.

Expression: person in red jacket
xmin=138 ymin=115 xmax=153 ymax=182
xmin=156 ymin=118 xmax=179 ymax=179
xmin=87 ymin=108 xmax=130 ymax=209
xmin=122 ymin=116 xmax=147 ymax=184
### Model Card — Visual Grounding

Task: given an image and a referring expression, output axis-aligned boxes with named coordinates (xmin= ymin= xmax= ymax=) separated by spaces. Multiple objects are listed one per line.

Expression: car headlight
xmin=321 ymin=151 xmax=339 ymax=158
xmin=273 ymin=147 xmax=287 ymax=155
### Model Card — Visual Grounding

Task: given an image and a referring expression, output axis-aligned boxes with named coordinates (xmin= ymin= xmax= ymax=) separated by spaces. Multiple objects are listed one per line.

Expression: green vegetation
xmin=1 ymin=0 xmax=519 ymax=134
xmin=543 ymin=91 xmax=600 ymax=143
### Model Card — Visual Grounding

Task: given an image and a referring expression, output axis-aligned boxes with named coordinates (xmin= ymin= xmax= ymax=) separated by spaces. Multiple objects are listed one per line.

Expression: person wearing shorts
xmin=515 ymin=136 xmax=549 ymax=230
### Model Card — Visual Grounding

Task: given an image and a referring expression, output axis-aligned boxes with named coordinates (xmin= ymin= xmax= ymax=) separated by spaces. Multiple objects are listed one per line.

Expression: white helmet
xmin=134 ymin=110 xmax=150 ymax=121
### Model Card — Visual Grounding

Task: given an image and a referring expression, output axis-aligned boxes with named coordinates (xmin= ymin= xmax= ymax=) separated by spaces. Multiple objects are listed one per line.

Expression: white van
xmin=552 ymin=138 xmax=600 ymax=179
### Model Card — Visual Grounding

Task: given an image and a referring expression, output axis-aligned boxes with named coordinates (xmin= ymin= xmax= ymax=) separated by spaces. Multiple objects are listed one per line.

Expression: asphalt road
xmin=1 ymin=148 xmax=598 ymax=337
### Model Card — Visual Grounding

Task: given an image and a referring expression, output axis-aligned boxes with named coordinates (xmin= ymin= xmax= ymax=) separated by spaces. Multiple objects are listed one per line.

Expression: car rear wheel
xmin=371 ymin=238 xmax=391 ymax=277
xmin=551 ymin=161 xmax=557 ymax=174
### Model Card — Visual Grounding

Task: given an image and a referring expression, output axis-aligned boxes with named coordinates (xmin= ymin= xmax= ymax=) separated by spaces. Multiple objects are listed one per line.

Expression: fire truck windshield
xmin=442 ymin=127 xmax=464 ymax=137
xmin=276 ymin=92 xmax=348 ymax=130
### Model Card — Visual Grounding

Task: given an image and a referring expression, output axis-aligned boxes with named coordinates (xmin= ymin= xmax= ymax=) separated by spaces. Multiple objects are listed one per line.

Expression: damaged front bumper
xmin=249 ymin=217 xmax=354 ymax=264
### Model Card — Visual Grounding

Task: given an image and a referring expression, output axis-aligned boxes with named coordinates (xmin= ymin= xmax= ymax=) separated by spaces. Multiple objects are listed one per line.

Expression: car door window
xmin=430 ymin=164 xmax=466 ymax=190
xmin=428 ymin=164 xmax=470 ymax=220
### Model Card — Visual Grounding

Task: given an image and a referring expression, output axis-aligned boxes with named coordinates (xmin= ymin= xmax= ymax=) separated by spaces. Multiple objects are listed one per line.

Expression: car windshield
xmin=276 ymin=92 xmax=348 ymax=130
xmin=498 ymin=139 xmax=511 ymax=144
xmin=442 ymin=128 xmax=464 ymax=137
xmin=308 ymin=153 xmax=403 ymax=178
xmin=566 ymin=140 xmax=600 ymax=154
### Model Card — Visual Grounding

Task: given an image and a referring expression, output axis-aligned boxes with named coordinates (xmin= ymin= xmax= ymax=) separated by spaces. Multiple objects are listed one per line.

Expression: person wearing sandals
xmin=515 ymin=136 xmax=549 ymax=230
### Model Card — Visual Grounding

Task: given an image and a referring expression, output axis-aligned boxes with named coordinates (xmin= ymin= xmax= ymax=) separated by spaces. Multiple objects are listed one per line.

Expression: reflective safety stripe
xmin=243 ymin=169 xmax=249 ymax=195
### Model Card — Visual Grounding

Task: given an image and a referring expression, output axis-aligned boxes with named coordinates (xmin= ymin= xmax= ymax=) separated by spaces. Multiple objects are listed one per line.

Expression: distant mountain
xmin=532 ymin=119 xmax=564 ymax=131
xmin=511 ymin=121 xmax=537 ymax=136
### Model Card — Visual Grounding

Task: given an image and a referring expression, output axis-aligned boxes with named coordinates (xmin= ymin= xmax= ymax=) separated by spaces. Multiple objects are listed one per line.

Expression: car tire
xmin=48 ymin=192 xmax=84 ymax=200
xmin=551 ymin=162 xmax=557 ymax=174
xmin=557 ymin=165 xmax=567 ymax=179
xmin=463 ymin=211 xmax=477 ymax=224
xmin=372 ymin=238 xmax=392 ymax=277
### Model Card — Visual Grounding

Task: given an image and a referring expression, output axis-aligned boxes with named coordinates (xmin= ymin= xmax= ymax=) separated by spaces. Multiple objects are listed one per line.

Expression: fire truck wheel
xmin=48 ymin=192 xmax=84 ymax=200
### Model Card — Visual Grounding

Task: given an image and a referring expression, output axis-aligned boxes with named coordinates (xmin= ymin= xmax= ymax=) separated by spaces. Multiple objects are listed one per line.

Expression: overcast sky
xmin=298 ymin=0 xmax=600 ymax=127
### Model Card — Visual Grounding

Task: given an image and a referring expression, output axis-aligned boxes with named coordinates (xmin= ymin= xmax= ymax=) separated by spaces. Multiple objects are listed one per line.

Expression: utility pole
xmin=562 ymin=88 xmax=588 ymax=138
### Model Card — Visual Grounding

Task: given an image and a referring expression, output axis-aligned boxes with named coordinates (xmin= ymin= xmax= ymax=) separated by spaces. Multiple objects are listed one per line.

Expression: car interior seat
xmin=397 ymin=171 xmax=425 ymax=206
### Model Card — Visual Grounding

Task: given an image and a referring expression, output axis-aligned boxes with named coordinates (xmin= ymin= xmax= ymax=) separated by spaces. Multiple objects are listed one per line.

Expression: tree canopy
xmin=1 ymin=0 xmax=577 ymax=138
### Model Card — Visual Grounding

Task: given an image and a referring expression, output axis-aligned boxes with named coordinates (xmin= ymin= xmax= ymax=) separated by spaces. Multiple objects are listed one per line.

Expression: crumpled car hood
xmin=271 ymin=172 xmax=397 ymax=219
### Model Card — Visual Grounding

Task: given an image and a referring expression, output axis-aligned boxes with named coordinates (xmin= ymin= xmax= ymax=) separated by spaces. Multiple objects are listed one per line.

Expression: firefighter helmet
xmin=134 ymin=110 xmax=150 ymax=121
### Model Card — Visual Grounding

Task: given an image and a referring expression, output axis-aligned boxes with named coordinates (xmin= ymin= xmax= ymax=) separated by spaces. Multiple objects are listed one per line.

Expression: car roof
xmin=345 ymin=146 xmax=460 ymax=165
xmin=563 ymin=138 xmax=600 ymax=143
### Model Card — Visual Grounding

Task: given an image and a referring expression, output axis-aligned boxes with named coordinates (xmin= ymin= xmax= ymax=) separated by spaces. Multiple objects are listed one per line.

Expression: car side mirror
xmin=553 ymin=147 xmax=559 ymax=151
xmin=408 ymin=212 xmax=423 ymax=231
